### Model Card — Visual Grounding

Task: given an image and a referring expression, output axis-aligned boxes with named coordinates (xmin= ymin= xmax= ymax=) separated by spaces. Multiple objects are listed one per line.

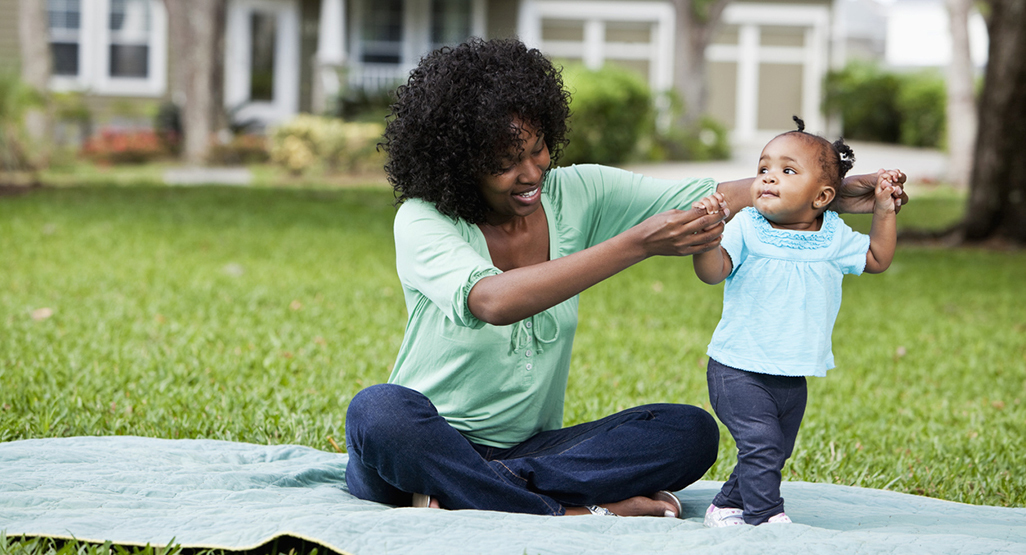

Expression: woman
xmin=344 ymin=38 xmax=906 ymax=517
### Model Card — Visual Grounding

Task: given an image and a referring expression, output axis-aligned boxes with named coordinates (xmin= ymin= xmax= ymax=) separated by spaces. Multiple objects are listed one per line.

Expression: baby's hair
xmin=786 ymin=115 xmax=855 ymax=189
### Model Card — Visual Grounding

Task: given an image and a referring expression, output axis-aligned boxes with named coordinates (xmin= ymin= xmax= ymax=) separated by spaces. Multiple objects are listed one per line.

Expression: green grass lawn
xmin=1 ymin=182 xmax=1024 ymax=553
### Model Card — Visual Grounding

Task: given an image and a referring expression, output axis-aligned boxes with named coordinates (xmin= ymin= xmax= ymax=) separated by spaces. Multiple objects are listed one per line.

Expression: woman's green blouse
xmin=389 ymin=164 xmax=716 ymax=448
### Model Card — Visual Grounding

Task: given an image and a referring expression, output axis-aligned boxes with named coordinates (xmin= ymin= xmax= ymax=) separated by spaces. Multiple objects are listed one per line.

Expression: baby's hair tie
xmin=792 ymin=115 xmax=805 ymax=133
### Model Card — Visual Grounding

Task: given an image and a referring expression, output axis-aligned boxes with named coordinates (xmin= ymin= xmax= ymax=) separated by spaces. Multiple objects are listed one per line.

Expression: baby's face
xmin=751 ymin=134 xmax=830 ymax=226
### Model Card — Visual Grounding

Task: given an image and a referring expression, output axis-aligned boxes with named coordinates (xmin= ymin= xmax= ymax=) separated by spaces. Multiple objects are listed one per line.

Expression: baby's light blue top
xmin=707 ymin=207 xmax=870 ymax=377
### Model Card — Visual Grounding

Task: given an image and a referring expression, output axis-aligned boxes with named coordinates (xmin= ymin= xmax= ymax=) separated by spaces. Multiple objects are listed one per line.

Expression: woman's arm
xmin=834 ymin=170 xmax=908 ymax=214
xmin=716 ymin=171 xmax=908 ymax=218
xmin=468 ymin=207 xmax=727 ymax=325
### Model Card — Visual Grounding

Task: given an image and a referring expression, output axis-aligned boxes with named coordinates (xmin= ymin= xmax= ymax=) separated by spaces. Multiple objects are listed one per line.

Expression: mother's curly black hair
xmin=381 ymin=38 xmax=571 ymax=223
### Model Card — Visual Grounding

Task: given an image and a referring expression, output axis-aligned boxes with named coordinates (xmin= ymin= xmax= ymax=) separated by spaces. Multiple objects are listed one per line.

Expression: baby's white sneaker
xmin=766 ymin=512 xmax=792 ymax=524
xmin=704 ymin=504 xmax=745 ymax=527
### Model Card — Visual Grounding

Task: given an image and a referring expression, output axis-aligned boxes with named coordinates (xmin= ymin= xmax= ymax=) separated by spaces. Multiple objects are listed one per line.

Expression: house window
xmin=250 ymin=12 xmax=278 ymax=101
xmin=530 ymin=1 xmax=675 ymax=93
xmin=431 ymin=0 xmax=471 ymax=50
xmin=48 ymin=0 xmax=82 ymax=76
xmin=108 ymin=0 xmax=151 ymax=78
xmin=361 ymin=0 xmax=403 ymax=64
xmin=47 ymin=0 xmax=167 ymax=96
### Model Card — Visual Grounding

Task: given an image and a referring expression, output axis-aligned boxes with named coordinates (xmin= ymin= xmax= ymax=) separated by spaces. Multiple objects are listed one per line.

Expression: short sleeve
xmin=832 ymin=217 xmax=871 ymax=275
xmin=719 ymin=210 xmax=748 ymax=277
xmin=546 ymin=165 xmax=717 ymax=248
xmin=394 ymin=200 xmax=501 ymax=328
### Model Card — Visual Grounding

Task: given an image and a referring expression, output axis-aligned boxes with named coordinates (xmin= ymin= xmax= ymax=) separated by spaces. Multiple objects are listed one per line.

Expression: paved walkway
xmin=159 ymin=141 xmax=947 ymax=191
xmin=163 ymin=167 xmax=253 ymax=186
xmin=621 ymin=140 xmax=949 ymax=192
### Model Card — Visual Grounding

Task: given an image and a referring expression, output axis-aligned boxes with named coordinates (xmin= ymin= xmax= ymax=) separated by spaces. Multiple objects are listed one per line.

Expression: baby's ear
xmin=813 ymin=186 xmax=836 ymax=210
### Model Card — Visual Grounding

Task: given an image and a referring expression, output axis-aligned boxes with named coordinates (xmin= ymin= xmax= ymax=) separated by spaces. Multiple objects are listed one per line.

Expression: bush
xmin=896 ymin=71 xmax=947 ymax=148
xmin=153 ymin=101 xmax=182 ymax=155
xmin=560 ymin=64 xmax=653 ymax=166
xmin=334 ymin=86 xmax=394 ymax=123
xmin=0 ymin=72 xmax=45 ymax=172
xmin=647 ymin=91 xmax=731 ymax=161
xmin=824 ymin=61 xmax=903 ymax=144
xmin=206 ymin=134 xmax=270 ymax=165
xmin=80 ymin=128 xmax=168 ymax=164
xmin=269 ymin=115 xmax=384 ymax=175
xmin=824 ymin=61 xmax=947 ymax=148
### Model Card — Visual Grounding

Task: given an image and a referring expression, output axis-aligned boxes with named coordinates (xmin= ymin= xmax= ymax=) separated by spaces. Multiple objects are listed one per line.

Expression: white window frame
xmin=347 ymin=0 xmax=486 ymax=88
xmin=49 ymin=0 xmax=168 ymax=97
xmin=706 ymin=2 xmax=831 ymax=141
xmin=517 ymin=0 xmax=675 ymax=93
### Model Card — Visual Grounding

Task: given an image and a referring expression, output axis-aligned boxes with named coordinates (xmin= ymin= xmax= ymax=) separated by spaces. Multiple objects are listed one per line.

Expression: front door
xmin=225 ymin=0 xmax=300 ymax=128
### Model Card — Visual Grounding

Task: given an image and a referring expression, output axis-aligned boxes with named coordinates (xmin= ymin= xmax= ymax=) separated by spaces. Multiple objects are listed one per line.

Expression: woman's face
xmin=478 ymin=118 xmax=550 ymax=225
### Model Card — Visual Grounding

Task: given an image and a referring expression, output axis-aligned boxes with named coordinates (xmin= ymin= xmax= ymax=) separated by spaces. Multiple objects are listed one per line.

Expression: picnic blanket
xmin=2 ymin=436 xmax=1024 ymax=554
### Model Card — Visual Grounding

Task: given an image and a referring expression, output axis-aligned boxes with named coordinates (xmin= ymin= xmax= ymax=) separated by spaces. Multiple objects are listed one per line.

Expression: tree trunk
xmin=671 ymin=0 xmax=730 ymax=128
xmin=18 ymin=0 xmax=51 ymax=158
xmin=164 ymin=0 xmax=225 ymax=165
xmin=945 ymin=0 xmax=976 ymax=187
xmin=964 ymin=0 xmax=1026 ymax=244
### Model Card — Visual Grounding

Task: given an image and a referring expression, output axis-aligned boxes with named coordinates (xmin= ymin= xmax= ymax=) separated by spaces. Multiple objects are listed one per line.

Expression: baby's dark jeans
xmin=707 ymin=358 xmax=807 ymax=524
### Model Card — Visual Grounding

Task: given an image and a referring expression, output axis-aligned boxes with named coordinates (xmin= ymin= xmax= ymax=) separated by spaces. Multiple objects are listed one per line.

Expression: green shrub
xmin=0 ymin=72 xmax=45 ymax=172
xmin=269 ymin=115 xmax=384 ymax=175
xmin=646 ymin=91 xmax=731 ymax=161
xmin=80 ymin=128 xmax=168 ymax=164
xmin=560 ymin=64 xmax=653 ymax=166
xmin=824 ymin=61 xmax=903 ymax=144
xmin=334 ymin=86 xmax=395 ymax=123
xmin=896 ymin=70 xmax=947 ymax=148
xmin=824 ymin=61 xmax=947 ymax=148
xmin=206 ymin=134 xmax=270 ymax=166
xmin=651 ymin=116 xmax=731 ymax=162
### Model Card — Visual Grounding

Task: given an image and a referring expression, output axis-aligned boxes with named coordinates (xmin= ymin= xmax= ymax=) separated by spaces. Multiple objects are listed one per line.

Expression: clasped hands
xmin=636 ymin=169 xmax=908 ymax=258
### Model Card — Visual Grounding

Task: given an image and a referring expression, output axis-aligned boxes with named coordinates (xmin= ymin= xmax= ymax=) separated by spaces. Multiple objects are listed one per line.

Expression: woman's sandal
xmin=651 ymin=490 xmax=682 ymax=518
xmin=412 ymin=493 xmax=433 ymax=508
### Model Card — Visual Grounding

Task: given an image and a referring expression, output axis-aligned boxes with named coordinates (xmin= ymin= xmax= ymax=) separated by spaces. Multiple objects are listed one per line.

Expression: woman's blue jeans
xmin=344 ymin=383 xmax=719 ymax=515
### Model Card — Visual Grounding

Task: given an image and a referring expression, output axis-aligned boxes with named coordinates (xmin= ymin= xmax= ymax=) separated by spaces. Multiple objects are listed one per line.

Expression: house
xmin=881 ymin=0 xmax=987 ymax=70
xmin=0 ymin=0 xmax=905 ymax=142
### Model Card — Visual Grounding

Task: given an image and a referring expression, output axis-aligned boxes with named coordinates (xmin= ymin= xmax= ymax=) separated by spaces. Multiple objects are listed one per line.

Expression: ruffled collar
xmin=745 ymin=207 xmax=837 ymax=250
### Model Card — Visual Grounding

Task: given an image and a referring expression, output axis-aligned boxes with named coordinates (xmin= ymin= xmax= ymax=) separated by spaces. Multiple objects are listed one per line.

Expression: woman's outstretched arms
xmin=468 ymin=206 xmax=727 ymax=325
xmin=716 ymin=171 xmax=909 ymax=218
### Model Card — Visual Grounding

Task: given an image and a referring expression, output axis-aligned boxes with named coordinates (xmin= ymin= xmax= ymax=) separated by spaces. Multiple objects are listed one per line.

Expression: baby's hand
xmin=874 ymin=170 xmax=902 ymax=215
xmin=692 ymin=192 xmax=727 ymax=215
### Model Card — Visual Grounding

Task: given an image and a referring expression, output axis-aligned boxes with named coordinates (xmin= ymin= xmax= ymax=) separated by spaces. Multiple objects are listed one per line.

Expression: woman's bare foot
xmin=565 ymin=495 xmax=679 ymax=517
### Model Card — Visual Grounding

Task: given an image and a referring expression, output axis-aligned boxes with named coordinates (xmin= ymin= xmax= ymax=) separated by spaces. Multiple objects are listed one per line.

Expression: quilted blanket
xmin=2 ymin=436 xmax=1024 ymax=554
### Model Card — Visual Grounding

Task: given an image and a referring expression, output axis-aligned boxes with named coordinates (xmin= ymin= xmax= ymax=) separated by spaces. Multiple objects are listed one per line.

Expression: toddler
xmin=691 ymin=117 xmax=902 ymax=526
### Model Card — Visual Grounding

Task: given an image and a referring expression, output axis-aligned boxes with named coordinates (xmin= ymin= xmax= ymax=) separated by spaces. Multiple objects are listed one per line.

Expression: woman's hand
xmin=632 ymin=204 xmax=729 ymax=258
xmin=833 ymin=169 xmax=909 ymax=214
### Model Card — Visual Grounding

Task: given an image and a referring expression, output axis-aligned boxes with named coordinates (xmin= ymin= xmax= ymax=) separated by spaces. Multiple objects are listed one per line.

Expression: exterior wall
xmin=300 ymin=0 xmax=321 ymax=113
xmin=0 ymin=0 xmax=160 ymax=143
xmin=705 ymin=0 xmax=832 ymax=140
xmin=0 ymin=0 xmax=19 ymax=72
xmin=487 ymin=0 xmax=520 ymax=39
xmin=515 ymin=0 xmax=832 ymax=139
xmin=518 ymin=0 xmax=676 ymax=92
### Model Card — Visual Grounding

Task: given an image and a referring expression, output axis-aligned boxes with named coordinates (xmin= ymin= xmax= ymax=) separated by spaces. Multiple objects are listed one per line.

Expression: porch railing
xmin=344 ymin=63 xmax=411 ymax=93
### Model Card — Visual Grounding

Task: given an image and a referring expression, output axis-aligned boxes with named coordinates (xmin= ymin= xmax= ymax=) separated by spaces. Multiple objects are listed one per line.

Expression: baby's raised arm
xmin=691 ymin=192 xmax=733 ymax=284
xmin=864 ymin=170 xmax=901 ymax=274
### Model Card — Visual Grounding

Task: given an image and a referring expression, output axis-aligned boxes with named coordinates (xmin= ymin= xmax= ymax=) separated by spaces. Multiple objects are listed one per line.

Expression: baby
xmin=691 ymin=117 xmax=902 ymax=526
